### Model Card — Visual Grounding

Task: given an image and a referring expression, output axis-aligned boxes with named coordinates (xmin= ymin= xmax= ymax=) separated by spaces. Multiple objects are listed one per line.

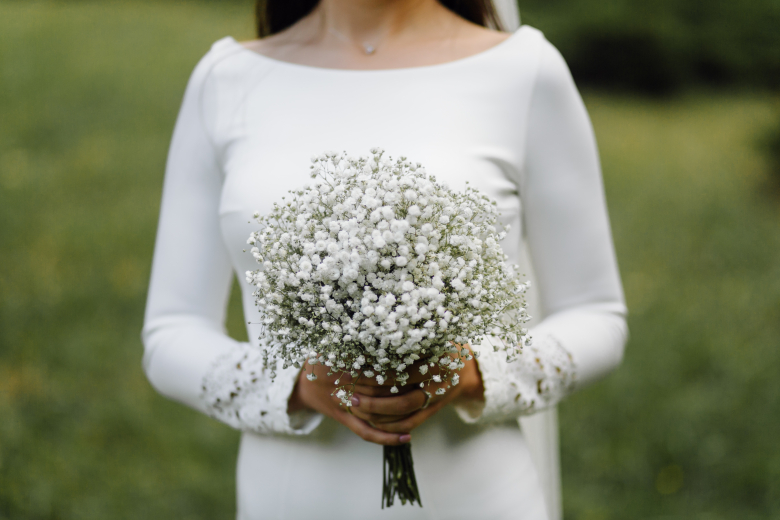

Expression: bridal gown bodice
xmin=142 ymin=26 xmax=627 ymax=520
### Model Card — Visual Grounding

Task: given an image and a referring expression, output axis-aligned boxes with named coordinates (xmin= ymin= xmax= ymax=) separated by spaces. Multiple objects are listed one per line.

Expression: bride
xmin=142 ymin=0 xmax=628 ymax=518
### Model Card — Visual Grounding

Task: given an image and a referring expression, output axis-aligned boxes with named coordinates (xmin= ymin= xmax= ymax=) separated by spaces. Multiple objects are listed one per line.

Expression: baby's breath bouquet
xmin=246 ymin=149 xmax=531 ymax=507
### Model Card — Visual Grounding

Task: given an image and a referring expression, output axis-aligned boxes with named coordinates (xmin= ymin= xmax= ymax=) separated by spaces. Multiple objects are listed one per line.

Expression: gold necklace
xmin=327 ymin=26 xmax=382 ymax=55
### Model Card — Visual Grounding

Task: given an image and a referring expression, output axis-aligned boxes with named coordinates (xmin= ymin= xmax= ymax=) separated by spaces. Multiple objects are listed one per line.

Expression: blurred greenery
xmin=519 ymin=0 xmax=780 ymax=94
xmin=0 ymin=1 xmax=779 ymax=519
xmin=559 ymin=94 xmax=780 ymax=519
xmin=761 ymin=121 xmax=780 ymax=190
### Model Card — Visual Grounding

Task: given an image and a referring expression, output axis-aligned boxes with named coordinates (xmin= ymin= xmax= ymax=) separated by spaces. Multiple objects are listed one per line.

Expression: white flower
xmin=245 ymin=148 xmax=530 ymax=404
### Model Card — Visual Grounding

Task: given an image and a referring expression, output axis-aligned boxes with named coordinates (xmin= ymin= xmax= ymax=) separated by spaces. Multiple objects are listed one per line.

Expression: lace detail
xmin=200 ymin=344 xmax=322 ymax=435
xmin=455 ymin=335 xmax=576 ymax=424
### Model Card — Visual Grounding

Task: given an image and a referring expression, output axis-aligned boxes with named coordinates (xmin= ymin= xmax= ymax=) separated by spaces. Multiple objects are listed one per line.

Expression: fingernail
xmin=399 ymin=434 xmax=411 ymax=443
xmin=351 ymin=396 xmax=360 ymax=406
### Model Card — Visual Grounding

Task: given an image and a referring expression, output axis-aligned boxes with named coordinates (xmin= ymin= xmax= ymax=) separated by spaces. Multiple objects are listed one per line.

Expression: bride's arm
xmin=456 ymin=35 xmax=628 ymax=423
xmin=142 ymin=41 xmax=320 ymax=435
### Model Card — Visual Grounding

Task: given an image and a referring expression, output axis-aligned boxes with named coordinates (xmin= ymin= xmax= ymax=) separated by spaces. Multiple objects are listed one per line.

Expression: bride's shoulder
xmin=176 ymin=36 xmax=266 ymax=102
xmin=184 ymin=36 xmax=247 ymax=77
xmin=496 ymin=26 xmax=565 ymax=70
xmin=188 ymin=36 xmax=265 ymax=80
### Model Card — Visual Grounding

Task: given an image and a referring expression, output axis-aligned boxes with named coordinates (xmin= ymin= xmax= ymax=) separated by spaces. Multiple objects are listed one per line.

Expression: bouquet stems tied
xmin=383 ymin=444 xmax=422 ymax=508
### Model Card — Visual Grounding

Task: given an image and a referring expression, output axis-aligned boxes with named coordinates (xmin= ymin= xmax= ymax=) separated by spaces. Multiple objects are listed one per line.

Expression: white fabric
xmin=515 ymin=238 xmax=564 ymax=520
xmin=142 ymin=26 xmax=627 ymax=519
xmin=200 ymin=345 xmax=323 ymax=434
xmin=456 ymin=336 xmax=576 ymax=424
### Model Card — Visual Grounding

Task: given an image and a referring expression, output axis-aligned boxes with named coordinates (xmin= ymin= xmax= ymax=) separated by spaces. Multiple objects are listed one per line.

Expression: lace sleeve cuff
xmin=200 ymin=344 xmax=323 ymax=435
xmin=454 ymin=335 xmax=576 ymax=424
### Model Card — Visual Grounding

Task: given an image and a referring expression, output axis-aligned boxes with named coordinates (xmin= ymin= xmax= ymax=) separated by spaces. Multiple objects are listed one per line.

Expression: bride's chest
xmin=221 ymin=72 xmax=528 ymax=204
xmin=215 ymin=70 xmax=530 ymax=270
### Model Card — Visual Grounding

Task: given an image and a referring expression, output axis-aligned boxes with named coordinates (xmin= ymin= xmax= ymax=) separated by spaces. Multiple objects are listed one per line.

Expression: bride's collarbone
xmin=239 ymin=24 xmax=510 ymax=70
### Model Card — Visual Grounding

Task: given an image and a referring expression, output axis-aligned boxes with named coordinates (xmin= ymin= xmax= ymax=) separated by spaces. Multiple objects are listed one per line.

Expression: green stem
xmin=382 ymin=444 xmax=422 ymax=508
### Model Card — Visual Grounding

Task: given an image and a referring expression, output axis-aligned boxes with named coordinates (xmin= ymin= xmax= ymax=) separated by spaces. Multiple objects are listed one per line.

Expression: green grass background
xmin=1 ymin=1 xmax=779 ymax=519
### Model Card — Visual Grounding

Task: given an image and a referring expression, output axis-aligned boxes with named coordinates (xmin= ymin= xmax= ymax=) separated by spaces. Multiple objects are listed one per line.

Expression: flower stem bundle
xmin=383 ymin=444 xmax=420 ymax=508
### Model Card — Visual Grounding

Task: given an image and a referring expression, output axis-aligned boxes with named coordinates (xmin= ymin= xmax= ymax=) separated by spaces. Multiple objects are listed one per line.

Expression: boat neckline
xmin=225 ymin=26 xmax=527 ymax=73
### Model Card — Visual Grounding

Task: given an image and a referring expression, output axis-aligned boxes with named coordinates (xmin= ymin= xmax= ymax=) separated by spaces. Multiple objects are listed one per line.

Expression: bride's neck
xmin=313 ymin=0 xmax=448 ymax=41
xmin=242 ymin=0 xmax=507 ymax=70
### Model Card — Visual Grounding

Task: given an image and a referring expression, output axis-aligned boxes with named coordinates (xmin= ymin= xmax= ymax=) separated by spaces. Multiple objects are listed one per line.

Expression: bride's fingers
xmin=350 ymin=385 xmax=388 ymax=397
xmin=333 ymin=408 xmax=411 ymax=446
xmin=349 ymin=409 xmax=415 ymax=424
xmin=351 ymin=389 xmax=428 ymax=416
xmin=372 ymin=399 xmax=446 ymax=434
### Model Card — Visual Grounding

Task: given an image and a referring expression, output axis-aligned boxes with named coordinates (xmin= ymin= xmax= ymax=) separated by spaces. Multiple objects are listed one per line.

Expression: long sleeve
xmin=141 ymin=41 xmax=321 ymax=435
xmin=457 ymin=36 xmax=628 ymax=423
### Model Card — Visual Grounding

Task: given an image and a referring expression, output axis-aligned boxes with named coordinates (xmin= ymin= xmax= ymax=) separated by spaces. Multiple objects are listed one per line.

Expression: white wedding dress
xmin=142 ymin=25 xmax=627 ymax=520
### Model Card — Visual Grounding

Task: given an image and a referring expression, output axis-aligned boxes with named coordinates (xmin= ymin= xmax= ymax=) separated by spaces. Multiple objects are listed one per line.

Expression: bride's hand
xmin=349 ymin=351 xmax=485 ymax=434
xmin=287 ymin=361 xmax=412 ymax=446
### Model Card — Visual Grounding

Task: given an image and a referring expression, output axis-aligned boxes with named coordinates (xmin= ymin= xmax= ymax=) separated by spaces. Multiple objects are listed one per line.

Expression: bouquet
xmin=246 ymin=149 xmax=531 ymax=507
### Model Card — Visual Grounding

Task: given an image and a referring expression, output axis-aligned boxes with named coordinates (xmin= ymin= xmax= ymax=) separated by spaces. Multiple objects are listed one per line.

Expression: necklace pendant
xmin=363 ymin=44 xmax=376 ymax=55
